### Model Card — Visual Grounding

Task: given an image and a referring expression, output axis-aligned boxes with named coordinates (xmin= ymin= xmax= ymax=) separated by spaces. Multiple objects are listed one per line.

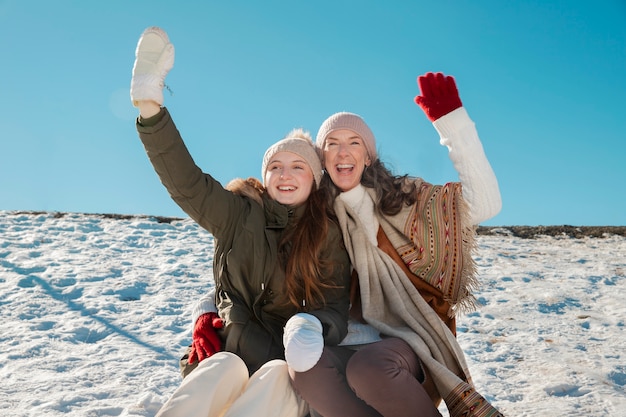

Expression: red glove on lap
xmin=188 ymin=312 xmax=224 ymax=364
xmin=414 ymin=72 xmax=463 ymax=122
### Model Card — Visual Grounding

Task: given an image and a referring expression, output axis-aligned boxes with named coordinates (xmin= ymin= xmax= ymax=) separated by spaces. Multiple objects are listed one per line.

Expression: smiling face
xmin=321 ymin=129 xmax=371 ymax=192
xmin=264 ymin=151 xmax=315 ymax=206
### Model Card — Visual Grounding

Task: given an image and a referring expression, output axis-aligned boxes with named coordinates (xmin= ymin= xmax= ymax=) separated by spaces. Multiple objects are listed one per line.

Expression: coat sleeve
xmin=433 ymin=107 xmax=502 ymax=224
xmin=307 ymin=224 xmax=351 ymax=345
xmin=136 ymin=108 xmax=248 ymax=238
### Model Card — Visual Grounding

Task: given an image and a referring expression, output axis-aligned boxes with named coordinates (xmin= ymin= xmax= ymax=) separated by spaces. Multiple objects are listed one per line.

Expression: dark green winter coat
xmin=137 ymin=108 xmax=351 ymax=374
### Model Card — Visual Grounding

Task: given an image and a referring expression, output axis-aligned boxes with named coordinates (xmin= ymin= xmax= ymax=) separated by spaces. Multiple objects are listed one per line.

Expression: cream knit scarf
xmin=334 ymin=181 xmax=503 ymax=417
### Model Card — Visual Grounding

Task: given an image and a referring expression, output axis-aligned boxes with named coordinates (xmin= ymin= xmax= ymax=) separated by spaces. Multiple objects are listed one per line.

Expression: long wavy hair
xmin=271 ymin=128 xmax=341 ymax=311
xmin=279 ymin=184 xmax=340 ymax=311
xmin=226 ymin=174 xmax=340 ymax=312
xmin=321 ymin=158 xmax=418 ymax=216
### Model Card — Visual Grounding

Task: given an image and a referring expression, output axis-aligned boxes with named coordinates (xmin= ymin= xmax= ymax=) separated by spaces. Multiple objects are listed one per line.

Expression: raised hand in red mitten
xmin=188 ymin=312 xmax=224 ymax=364
xmin=414 ymin=72 xmax=462 ymax=122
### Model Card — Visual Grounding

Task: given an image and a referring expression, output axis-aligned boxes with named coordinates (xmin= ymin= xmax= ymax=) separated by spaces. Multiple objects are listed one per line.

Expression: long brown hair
xmin=279 ymin=184 xmax=339 ymax=311
xmin=226 ymin=176 xmax=339 ymax=311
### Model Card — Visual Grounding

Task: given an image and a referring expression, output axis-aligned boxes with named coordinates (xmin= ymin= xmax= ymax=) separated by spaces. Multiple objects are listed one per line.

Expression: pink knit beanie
xmin=315 ymin=112 xmax=377 ymax=160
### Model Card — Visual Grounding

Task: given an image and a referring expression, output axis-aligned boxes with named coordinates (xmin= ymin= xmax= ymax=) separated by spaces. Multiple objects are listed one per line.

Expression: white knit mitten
xmin=130 ymin=26 xmax=175 ymax=107
xmin=283 ymin=313 xmax=324 ymax=372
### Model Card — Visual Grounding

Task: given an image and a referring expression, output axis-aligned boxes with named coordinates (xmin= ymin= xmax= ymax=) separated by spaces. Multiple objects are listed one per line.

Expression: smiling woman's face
xmin=264 ymin=151 xmax=314 ymax=206
xmin=322 ymin=129 xmax=371 ymax=192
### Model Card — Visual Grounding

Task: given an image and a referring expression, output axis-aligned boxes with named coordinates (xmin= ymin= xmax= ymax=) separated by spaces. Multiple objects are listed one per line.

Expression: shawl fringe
xmin=382 ymin=180 xmax=480 ymax=317
xmin=333 ymin=181 xmax=504 ymax=416
xmin=453 ymin=192 xmax=479 ymax=316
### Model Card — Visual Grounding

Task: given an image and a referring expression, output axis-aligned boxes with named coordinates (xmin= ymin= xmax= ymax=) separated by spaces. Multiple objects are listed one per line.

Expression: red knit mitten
xmin=188 ymin=312 xmax=224 ymax=364
xmin=414 ymin=72 xmax=463 ymax=122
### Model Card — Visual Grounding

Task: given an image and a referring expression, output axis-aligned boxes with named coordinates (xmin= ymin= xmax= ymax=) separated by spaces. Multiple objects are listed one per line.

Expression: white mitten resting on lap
xmin=283 ymin=313 xmax=324 ymax=372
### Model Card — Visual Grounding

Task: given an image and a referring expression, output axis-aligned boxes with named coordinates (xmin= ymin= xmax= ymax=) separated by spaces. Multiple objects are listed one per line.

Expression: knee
xmin=345 ymin=350 xmax=382 ymax=389
xmin=346 ymin=343 xmax=418 ymax=392
xmin=261 ymin=359 xmax=288 ymax=371
xmin=198 ymin=351 xmax=249 ymax=378
xmin=255 ymin=359 xmax=289 ymax=382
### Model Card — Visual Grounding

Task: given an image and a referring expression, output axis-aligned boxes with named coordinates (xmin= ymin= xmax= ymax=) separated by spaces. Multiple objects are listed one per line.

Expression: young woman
xmin=130 ymin=27 xmax=351 ymax=417
xmin=287 ymin=73 xmax=504 ymax=417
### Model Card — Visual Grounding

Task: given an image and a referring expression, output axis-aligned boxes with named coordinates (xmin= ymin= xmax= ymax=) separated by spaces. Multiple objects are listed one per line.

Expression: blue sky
xmin=1 ymin=0 xmax=624 ymax=226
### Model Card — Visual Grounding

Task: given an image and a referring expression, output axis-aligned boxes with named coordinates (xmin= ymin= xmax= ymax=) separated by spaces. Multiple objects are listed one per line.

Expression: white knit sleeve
xmin=191 ymin=286 xmax=218 ymax=327
xmin=432 ymin=107 xmax=502 ymax=224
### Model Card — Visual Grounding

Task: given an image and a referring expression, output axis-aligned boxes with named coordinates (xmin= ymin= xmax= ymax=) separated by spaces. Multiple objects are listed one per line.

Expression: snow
xmin=1 ymin=211 xmax=624 ymax=416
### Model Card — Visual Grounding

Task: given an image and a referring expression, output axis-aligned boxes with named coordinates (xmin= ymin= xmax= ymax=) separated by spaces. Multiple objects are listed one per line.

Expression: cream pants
xmin=155 ymin=352 xmax=309 ymax=417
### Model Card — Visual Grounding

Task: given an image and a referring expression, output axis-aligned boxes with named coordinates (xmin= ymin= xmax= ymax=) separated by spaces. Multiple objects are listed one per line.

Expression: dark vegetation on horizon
xmin=5 ymin=210 xmax=626 ymax=239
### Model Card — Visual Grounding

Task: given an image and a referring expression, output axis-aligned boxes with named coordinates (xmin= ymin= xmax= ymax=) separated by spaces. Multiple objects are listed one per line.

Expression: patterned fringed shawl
xmin=334 ymin=179 xmax=504 ymax=417
xmin=384 ymin=180 xmax=479 ymax=316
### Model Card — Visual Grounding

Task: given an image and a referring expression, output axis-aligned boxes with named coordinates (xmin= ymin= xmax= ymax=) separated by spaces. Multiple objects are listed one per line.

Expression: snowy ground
xmin=1 ymin=211 xmax=624 ymax=416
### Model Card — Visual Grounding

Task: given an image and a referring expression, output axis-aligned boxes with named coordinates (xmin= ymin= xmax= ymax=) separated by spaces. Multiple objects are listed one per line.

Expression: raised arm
xmin=414 ymin=72 xmax=502 ymax=224
xmin=130 ymin=27 xmax=174 ymax=117
xmin=130 ymin=27 xmax=250 ymax=237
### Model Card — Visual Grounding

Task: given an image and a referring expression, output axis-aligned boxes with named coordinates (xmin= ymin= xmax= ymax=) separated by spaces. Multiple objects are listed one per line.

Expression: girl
xmin=130 ymin=27 xmax=351 ymax=417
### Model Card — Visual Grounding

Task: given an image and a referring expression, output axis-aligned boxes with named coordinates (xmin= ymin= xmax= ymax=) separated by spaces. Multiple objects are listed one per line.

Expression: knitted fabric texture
xmin=315 ymin=112 xmax=377 ymax=161
xmin=384 ymin=179 xmax=479 ymax=316
xmin=333 ymin=181 xmax=503 ymax=417
xmin=262 ymin=137 xmax=323 ymax=188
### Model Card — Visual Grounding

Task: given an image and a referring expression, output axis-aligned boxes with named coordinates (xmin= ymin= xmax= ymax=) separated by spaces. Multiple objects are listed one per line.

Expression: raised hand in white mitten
xmin=283 ymin=313 xmax=324 ymax=372
xmin=130 ymin=26 xmax=175 ymax=107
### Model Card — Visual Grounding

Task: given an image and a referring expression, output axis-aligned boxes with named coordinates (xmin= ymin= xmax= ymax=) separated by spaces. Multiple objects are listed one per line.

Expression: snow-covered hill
xmin=1 ymin=211 xmax=624 ymax=416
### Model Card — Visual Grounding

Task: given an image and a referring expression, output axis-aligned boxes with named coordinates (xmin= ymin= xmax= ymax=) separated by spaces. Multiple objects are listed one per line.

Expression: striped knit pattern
xmin=383 ymin=179 xmax=479 ymax=316
xmin=334 ymin=184 xmax=503 ymax=417
xmin=445 ymin=383 xmax=505 ymax=417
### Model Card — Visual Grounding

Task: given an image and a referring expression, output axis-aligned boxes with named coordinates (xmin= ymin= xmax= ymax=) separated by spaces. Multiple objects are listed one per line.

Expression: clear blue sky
xmin=1 ymin=0 xmax=624 ymax=226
